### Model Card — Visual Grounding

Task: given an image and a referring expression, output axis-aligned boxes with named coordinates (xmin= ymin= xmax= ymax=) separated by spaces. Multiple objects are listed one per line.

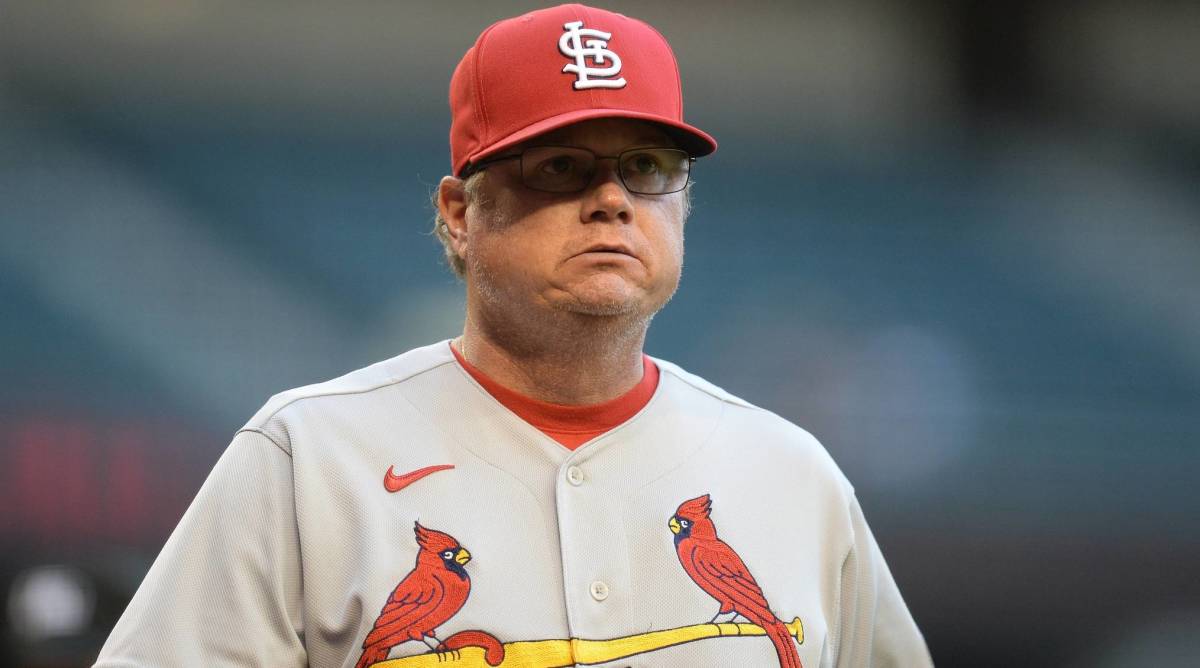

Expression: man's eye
xmin=540 ymin=155 xmax=577 ymax=175
xmin=627 ymin=153 xmax=662 ymax=174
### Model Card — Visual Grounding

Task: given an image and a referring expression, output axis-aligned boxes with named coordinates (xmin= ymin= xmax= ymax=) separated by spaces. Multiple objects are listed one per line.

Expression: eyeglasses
xmin=463 ymin=145 xmax=694 ymax=195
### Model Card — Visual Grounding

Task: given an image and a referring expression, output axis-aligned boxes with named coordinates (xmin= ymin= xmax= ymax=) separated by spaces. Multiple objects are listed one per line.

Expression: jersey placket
xmin=554 ymin=446 xmax=634 ymax=663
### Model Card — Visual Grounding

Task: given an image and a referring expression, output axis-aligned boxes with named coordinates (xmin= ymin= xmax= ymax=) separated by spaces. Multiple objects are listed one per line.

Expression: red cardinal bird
xmin=355 ymin=522 xmax=472 ymax=668
xmin=670 ymin=494 xmax=802 ymax=668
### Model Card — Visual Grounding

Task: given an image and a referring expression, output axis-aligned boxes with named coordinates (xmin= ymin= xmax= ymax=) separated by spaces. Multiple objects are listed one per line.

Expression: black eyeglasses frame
xmin=460 ymin=145 xmax=695 ymax=195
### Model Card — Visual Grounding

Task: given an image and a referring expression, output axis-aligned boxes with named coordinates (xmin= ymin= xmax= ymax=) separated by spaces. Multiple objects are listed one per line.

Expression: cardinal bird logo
xmin=670 ymin=494 xmax=804 ymax=668
xmin=355 ymin=522 xmax=473 ymax=668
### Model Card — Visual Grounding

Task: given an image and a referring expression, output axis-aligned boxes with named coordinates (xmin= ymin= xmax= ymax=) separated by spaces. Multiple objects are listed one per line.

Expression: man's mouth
xmin=580 ymin=243 xmax=635 ymax=257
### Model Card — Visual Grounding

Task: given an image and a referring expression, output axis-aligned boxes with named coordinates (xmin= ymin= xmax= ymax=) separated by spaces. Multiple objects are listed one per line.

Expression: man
xmin=96 ymin=4 xmax=931 ymax=667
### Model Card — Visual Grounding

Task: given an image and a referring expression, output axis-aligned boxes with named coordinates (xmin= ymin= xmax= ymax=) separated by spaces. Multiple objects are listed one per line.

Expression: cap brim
xmin=459 ymin=109 xmax=717 ymax=176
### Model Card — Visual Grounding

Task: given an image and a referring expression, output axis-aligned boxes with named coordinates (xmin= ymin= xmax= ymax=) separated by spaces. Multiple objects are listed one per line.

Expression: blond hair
xmin=430 ymin=173 xmax=486 ymax=279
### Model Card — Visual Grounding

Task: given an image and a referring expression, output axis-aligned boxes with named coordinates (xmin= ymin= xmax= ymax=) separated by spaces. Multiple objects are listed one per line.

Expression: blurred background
xmin=1 ymin=0 xmax=1198 ymax=666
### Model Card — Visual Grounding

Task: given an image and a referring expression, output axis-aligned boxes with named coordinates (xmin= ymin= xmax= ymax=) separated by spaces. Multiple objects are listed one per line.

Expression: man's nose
xmin=581 ymin=160 xmax=633 ymax=223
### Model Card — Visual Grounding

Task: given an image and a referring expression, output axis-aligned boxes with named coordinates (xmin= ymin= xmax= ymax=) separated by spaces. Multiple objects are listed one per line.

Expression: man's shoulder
xmin=654 ymin=356 xmax=847 ymax=481
xmin=239 ymin=340 xmax=457 ymax=451
xmin=653 ymin=356 xmax=818 ymax=441
xmin=651 ymin=356 xmax=756 ymax=410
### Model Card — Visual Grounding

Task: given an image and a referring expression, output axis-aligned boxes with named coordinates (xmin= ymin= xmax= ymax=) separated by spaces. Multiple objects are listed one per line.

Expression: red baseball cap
xmin=449 ymin=3 xmax=717 ymax=177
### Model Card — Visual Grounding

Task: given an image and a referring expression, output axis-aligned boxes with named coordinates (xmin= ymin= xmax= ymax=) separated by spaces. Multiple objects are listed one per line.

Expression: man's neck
xmin=457 ymin=313 xmax=648 ymax=406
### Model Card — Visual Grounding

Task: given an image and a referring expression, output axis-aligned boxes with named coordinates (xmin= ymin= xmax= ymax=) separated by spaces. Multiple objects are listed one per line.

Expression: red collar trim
xmin=450 ymin=342 xmax=659 ymax=447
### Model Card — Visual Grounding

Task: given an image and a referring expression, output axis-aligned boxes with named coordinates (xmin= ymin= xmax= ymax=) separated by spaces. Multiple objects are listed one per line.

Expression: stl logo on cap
xmin=558 ymin=20 xmax=627 ymax=90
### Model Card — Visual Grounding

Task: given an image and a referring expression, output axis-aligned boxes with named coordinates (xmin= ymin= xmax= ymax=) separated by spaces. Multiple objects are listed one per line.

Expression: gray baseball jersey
xmin=95 ymin=340 xmax=931 ymax=667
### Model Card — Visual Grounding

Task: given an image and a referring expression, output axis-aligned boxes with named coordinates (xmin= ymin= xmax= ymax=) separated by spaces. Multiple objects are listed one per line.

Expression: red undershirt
xmin=450 ymin=342 xmax=659 ymax=450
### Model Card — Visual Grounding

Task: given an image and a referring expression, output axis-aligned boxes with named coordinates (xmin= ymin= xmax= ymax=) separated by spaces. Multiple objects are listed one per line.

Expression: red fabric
xmin=450 ymin=342 xmax=659 ymax=450
xmin=672 ymin=494 xmax=803 ymax=668
xmin=449 ymin=3 xmax=716 ymax=176
xmin=355 ymin=524 xmax=472 ymax=668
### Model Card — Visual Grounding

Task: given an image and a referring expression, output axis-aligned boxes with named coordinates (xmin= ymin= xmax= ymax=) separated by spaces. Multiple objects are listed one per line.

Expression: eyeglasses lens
xmin=519 ymin=146 xmax=690 ymax=194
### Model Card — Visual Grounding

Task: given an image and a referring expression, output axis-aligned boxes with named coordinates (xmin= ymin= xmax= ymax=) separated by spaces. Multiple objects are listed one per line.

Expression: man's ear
xmin=438 ymin=175 xmax=469 ymax=259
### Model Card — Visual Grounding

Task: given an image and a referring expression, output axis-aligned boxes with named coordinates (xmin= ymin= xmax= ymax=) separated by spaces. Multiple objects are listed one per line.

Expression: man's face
xmin=462 ymin=118 xmax=688 ymax=324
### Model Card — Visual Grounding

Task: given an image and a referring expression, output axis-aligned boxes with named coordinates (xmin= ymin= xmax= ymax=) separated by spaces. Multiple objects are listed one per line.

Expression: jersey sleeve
xmin=93 ymin=429 xmax=307 ymax=667
xmin=834 ymin=494 xmax=933 ymax=668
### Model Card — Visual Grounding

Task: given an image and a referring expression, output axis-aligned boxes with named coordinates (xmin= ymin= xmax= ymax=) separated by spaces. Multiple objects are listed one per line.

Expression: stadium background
xmin=1 ymin=1 xmax=1198 ymax=666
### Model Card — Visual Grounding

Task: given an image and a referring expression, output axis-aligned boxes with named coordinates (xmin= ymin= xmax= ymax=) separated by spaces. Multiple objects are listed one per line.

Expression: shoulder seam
xmin=657 ymin=364 xmax=758 ymax=410
xmin=249 ymin=358 xmax=459 ymax=429
xmin=236 ymin=427 xmax=294 ymax=458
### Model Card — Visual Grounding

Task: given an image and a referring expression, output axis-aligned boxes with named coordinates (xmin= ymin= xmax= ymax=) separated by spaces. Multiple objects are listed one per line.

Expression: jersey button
xmin=566 ymin=465 xmax=586 ymax=486
xmin=589 ymin=580 xmax=610 ymax=601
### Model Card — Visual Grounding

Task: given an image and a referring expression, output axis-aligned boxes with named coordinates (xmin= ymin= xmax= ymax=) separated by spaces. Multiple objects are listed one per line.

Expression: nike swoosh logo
xmin=384 ymin=464 xmax=455 ymax=493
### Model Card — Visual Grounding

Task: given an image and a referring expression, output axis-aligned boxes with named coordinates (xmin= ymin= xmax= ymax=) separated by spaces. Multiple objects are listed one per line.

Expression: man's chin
xmin=546 ymin=275 xmax=675 ymax=319
xmin=555 ymin=296 xmax=642 ymax=317
xmin=554 ymin=288 xmax=673 ymax=319
xmin=548 ymin=286 xmax=643 ymax=317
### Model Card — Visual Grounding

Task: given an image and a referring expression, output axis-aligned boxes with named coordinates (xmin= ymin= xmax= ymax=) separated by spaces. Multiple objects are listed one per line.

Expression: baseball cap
xmin=449 ymin=3 xmax=717 ymax=177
